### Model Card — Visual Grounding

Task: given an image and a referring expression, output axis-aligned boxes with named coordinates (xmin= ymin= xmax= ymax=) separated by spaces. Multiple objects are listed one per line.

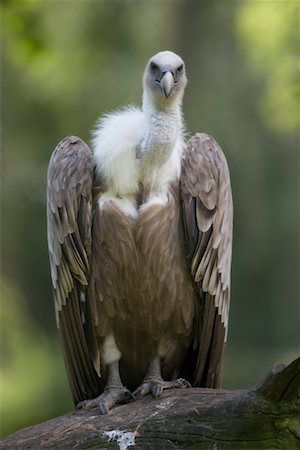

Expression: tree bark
xmin=1 ymin=357 xmax=299 ymax=450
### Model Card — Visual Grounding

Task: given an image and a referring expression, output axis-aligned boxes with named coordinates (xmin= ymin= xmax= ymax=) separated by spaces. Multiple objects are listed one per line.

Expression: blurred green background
xmin=1 ymin=0 xmax=299 ymax=439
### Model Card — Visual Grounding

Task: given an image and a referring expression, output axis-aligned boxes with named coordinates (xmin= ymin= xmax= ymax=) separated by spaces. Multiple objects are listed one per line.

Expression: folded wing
xmin=180 ymin=133 xmax=233 ymax=387
xmin=47 ymin=136 xmax=101 ymax=404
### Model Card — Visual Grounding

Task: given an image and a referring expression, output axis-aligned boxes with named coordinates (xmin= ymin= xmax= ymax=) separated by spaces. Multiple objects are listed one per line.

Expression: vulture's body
xmin=47 ymin=51 xmax=233 ymax=413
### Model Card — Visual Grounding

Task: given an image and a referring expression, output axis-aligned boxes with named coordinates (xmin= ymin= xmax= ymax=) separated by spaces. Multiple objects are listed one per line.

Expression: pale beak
xmin=160 ymin=71 xmax=174 ymax=98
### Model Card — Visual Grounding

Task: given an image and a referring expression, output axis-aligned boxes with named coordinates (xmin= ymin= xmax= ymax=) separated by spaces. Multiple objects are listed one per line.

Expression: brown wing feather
xmin=47 ymin=136 xmax=101 ymax=404
xmin=180 ymin=133 xmax=233 ymax=388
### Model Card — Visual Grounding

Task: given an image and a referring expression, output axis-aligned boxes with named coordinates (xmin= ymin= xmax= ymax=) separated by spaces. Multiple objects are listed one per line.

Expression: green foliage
xmin=0 ymin=280 xmax=72 ymax=438
xmin=1 ymin=0 xmax=299 ymax=438
xmin=236 ymin=1 xmax=300 ymax=132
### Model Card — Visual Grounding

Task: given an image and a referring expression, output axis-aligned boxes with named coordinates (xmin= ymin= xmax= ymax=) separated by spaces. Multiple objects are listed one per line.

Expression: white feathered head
xmin=143 ymin=51 xmax=187 ymax=109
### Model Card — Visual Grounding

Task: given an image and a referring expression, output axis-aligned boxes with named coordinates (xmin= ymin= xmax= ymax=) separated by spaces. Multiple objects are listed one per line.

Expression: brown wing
xmin=47 ymin=135 xmax=101 ymax=404
xmin=180 ymin=133 xmax=233 ymax=388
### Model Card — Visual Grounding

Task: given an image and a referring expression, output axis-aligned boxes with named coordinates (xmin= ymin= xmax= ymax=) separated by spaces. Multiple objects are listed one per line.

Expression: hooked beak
xmin=160 ymin=71 xmax=175 ymax=98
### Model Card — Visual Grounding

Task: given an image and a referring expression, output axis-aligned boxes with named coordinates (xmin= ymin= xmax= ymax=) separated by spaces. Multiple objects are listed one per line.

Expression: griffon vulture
xmin=47 ymin=51 xmax=233 ymax=414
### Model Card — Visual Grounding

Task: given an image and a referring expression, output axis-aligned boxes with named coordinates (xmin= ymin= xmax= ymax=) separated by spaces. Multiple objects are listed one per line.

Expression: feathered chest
xmin=92 ymin=107 xmax=184 ymax=201
xmin=91 ymin=181 xmax=195 ymax=330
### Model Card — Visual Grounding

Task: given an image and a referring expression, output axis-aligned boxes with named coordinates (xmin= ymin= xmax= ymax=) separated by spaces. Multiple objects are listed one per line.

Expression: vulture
xmin=47 ymin=51 xmax=233 ymax=414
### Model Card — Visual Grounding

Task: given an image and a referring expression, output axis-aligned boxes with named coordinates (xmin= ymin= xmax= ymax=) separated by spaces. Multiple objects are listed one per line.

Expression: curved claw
xmin=75 ymin=400 xmax=87 ymax=410
xmin=99 ymin=402 xmax=109 ymax=415
xmin=152 ymin=384 xmax=163 ymax=398
xmin=125 ymin=390 xmax=136 ymax=402
xmin=180 ymin=378 xmax=192 ymax=388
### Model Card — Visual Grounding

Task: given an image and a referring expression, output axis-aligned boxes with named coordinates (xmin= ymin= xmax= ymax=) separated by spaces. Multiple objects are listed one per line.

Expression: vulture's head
xmin=143 ymin=50 xmax=187 ymax=109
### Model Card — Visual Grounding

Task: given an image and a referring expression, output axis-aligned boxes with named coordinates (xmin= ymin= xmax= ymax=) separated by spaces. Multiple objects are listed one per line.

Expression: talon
xmin=76 ymin=400 xmax=87 ymax=410
xmin=125 ymin=390 xmax=136 ymax=402
xmin=152 ymin=384 xmax=163 ymax=398
xmin=181 ymin=379 xmax=191 ymax=388
xmin=99 ymin=402 xmax=109 ymax=415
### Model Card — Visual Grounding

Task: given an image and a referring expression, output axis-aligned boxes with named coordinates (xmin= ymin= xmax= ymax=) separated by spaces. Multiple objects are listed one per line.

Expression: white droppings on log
xmin=156 ymin=400 xmax=174 ymax=410
xmin=102 ymin=429 xmax=136 ymax=450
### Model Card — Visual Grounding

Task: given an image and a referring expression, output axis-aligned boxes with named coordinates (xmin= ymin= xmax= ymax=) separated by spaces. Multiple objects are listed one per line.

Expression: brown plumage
xmin=47 ymin=51 xmax=233 ymax=412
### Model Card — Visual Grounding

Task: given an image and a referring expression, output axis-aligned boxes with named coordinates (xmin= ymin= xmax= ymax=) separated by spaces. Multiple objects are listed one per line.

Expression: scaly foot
xmin=134 ymin=376 xmax=191 ymax=399
xmin=76 ymin=360 xmax=134 ymax=414
xmin=76 ymin=386 xmax=134 ymax=414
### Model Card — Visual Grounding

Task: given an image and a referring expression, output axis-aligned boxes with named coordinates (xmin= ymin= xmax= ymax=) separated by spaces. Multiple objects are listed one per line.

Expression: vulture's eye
xmin=151 ymin=62 xmax=158 ymax=71
xmin=177 ymin=65 xmax=183 ymax=74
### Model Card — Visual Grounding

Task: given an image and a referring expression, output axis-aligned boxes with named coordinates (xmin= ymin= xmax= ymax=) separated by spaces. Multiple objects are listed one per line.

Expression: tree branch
xmin=254 ymin=357 xmax=300 ymax=402
xmin=1 ymin=357 xmax=299 ymax=450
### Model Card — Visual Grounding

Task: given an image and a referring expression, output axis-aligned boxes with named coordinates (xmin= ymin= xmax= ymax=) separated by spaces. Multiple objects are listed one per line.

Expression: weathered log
xmin=1 ymin=357 xmax=299 ymax=449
